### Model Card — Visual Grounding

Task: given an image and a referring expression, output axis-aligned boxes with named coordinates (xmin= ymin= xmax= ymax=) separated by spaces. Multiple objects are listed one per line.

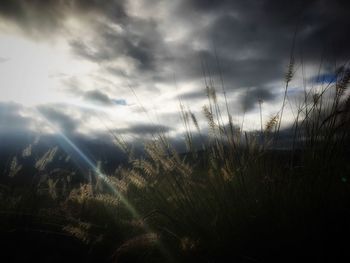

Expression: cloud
xmin=239 ymin=87 xmax=277 ymax=112
xmin=0 ymin=0 xmax=127 ymax=36
xmin=63 ymin=84 xmax=127 ymax=106
xmin=83 ymin=89 xmax=114 ymax=106
xmin=190 ymin=0 xmax=350 ymax=58
xmin=69 ymin=17 xmax=166 ymax=71
xmin=69 ymin=0 xmax=350 ymax=96
xmin=0 ymin=102 xmax=33 ymax=134
xmin=116 ymin=123 xmax=172 ymax=135
xmin=38 ymin=105 xmax=78 ymax=133
xmin=0 ymin=57 xmax=9 ymax=63
xmin=179 ymin=90 xmax=208 ymax=101
xmin=2 ymin=0 xmax=346 ymax=93
xmin=1 ymin=0 xmax=350 ymax=138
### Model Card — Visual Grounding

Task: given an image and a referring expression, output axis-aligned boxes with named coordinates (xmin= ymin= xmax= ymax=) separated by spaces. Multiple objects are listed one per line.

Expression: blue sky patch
xmin=310 ymin=73 xmax=337 ymax=84
xmin=112 ymin=99 xmax=127 ymax=106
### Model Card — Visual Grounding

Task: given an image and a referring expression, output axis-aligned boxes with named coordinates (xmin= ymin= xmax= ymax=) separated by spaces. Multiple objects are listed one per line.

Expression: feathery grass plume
xmin=128 ymin=170 xmax=146 ymax=189
xmin=47 ymin=178 xmax=59 ymax=200
xmin=35 ymin=147 xmax=58 ymax=171
xmin=63 ymin=222 xmax=93 ymax=244
xmin=276 ymin=55 xmax=295 ymax=135
xmin=221 ymin=167 xmax=233 ymax=182
xmin=8 ymin=156 xmax=22 ymax=177
xmin=203 ymin=105 xmax=216 ymax=134
xmin=22 ymin=144 xmax=32 ymax=157
xmin=285 ymin=56 xmax=295 ymax=83
xmin=335 ymin=67 xmax=350 ymax=97
xmin=94 ymin=194 xmax=120 ymax=207
xmin=227 ymin=112 xmax=237 ymax=146
xmin=209 ymin=86 xmax=217 ymax=103
xmin=105 ymin=175 xmax=129 ymax=194
xmin=190 ymin=110 xmax=200 ymax=133
xmin=68 ymin=184 xmax=94 ymax=204
xmin=133 ymin=159 xmax=158 ymax=179
xmin=64 ymin=155 xmax=71 ymax=162
xmin=178 ymin=100 xmax=195 ymax=152
xmin=144 ymin=141 xmax=166 ymax=164
xmin=258 ymin=99 xmax=264 ymax=134
xmin=111 ymin=132 xmax=134 ymax=161
xmin=265 ymin=114 xmax=279 ymax=133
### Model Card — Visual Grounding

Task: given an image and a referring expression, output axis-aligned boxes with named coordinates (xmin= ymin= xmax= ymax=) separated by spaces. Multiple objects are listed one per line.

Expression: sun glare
xmin=0 ymin=33 xmax=95 ymax=106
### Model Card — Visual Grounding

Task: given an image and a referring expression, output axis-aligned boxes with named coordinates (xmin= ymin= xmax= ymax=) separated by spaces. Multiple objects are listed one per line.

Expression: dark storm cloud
xmin=87 ymin=0 xmax=350 ymax=111
xmin=83 ymin=90 xmax=127 ymax=106
xmin=69 ymin=17 xmax=166 ymax=71
xmin=38 ymin=106 xmax=78 ymax=133
xmin=0 ymin=102 xmax=33 ymax=134
xmin=1 ymin=0 xmax=349 ymax=115
xmin=190 ymin=50 xmax=286 ymax=88
xmin=83 ymin=90 xmax=114 ymax=106
xmin=116 ymin=123 xmax=172 ymax=135
xmin=102 ymin=1 xmax=350 ymax=91
xmin=61 ymin=77 xmax=126 ymax=106
xmin=179 ymin=89 xmax=207 ymax=101
xmin=189 ymin=0 xmax=350 ymax=58
xmin=161 ymin=0 xmax=350 ymax=95
xmin=0 ymin=0 xmax=127 ymax=35
xmin=3 ymin=0 xmax=346 ymax=92
xmin=239 ymin=87 xmax=277 ymax=112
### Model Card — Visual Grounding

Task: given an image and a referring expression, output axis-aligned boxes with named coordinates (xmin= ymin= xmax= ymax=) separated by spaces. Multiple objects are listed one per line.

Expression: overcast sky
xmin=0 ymin=0 xmax=349 ymax=143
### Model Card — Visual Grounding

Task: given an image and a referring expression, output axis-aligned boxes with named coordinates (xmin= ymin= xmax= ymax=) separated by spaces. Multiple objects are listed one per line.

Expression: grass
xmin=1 ymin=58 xmax=350 ymax=262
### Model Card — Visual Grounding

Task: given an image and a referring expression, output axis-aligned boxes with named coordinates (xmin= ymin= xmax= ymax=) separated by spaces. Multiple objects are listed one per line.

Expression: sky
xmin=0 ymin=0 xmax=349 ymax=144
